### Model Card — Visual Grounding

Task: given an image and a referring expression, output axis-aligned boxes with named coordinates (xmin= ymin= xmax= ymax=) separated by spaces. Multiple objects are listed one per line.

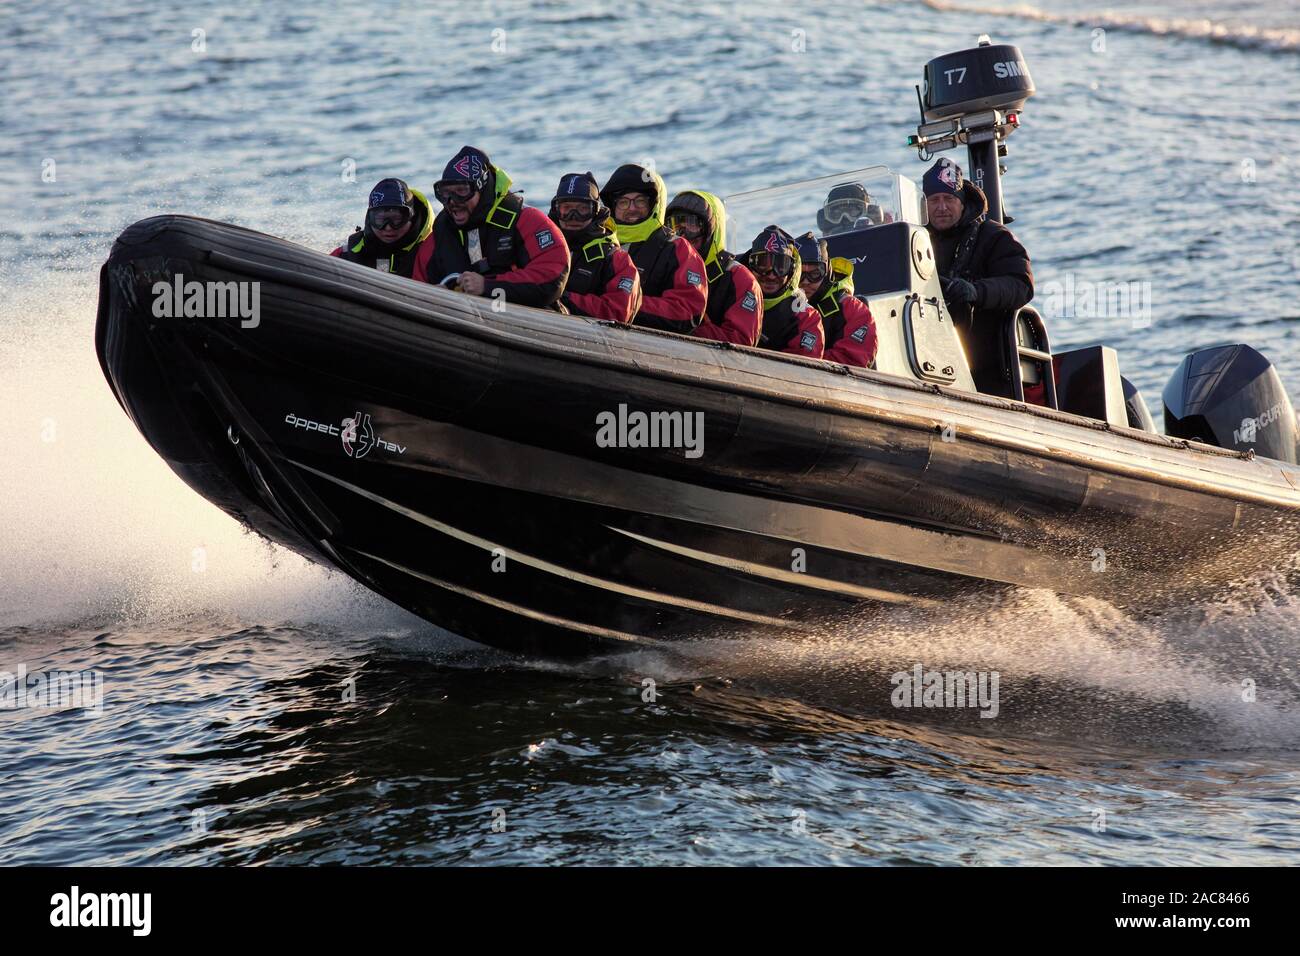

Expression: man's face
xmin=613 ymin=192 xmax=652 ymax=225
xmin=927 ymin=193 xmax=964 ymax=231
xmin=554 ymin=200 xmax=595 ymax=233
xmin=750 ymin=253 xmax=789 ymax=297
xmin=439 ymin=184 xmax=481 ymax=227
xmin=799 ymin=262 xmax=826 ymax=298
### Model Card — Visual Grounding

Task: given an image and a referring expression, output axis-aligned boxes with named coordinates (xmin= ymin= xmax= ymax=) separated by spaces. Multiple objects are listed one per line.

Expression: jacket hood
xmin=826 ymin=256 xmax=856 ymax=298
xmin=665 ymin=189 xmax=727 ymax=270
xmin=602 ymin=164 xmax=667 ymax=246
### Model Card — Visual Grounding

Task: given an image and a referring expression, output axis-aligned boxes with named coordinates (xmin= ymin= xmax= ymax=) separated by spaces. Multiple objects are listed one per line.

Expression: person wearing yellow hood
xmin=599 ymin=164 xmax=706 ymax=333
xmin=665 ymin=190 xmax=762 ymax=347
xmin=794 ymin=232 xmax=878 ymax=368
xmin=331 ymin=178 xmax=434 ymax=278
xmin=413 ymin=146 xmax=569 ymax=310
xmin=742 ymin=226 xmax=824 ymax=358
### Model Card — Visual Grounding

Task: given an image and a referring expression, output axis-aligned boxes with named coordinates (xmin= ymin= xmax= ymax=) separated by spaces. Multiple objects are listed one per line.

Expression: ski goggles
xmin=554 ymin=200 xmax=596 ymax=223
xmin=667 ymin=212 xmax=705 ymax=238
xmin=748 ymin=251 xmax=793 ymax=277
xmin=800 ymin=263 xmax=827 ymax=284
xmin=434 ymin=182 xmax=477 ymax=203
xmin=367 ymin=208 xmax=413 ymax=230
xmin=822 ymin=198 xmax=865 ymax=225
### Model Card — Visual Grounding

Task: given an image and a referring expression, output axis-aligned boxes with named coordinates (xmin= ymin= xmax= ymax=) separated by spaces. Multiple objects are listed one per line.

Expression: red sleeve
xmin=637 ymin=237 xmax=707 ymax=326
xmin=411 ymin=235 xmax=437 ymax=284
xmin=329 ymin=247 xmax=343 ymax=257
xmin=482 ymin=206 xmax=570 ymax=307
xmin=692 ymin=265 xmax=761 ymax=346
xmin=566 ymin=248 xmax=641 ymax=324
xmin=822 ymin=295 xmax=877 ymax=368
xmin=783 ymin=305 xmax=824 ymax=358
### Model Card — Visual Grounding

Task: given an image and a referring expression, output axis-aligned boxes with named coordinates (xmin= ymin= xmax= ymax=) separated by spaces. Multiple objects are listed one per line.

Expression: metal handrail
xmin=1008 ymin=305 xmax=1058 ymax=409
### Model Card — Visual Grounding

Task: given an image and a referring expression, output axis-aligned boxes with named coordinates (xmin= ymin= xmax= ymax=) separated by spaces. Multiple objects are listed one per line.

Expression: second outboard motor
xmin=1121 ymin=376 xmax=1157 ymax=433
xmin=1163 ymin=345 xmax=1299 ymax=463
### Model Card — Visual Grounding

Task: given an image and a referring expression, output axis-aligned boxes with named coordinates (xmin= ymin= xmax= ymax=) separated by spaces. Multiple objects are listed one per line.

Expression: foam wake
xmin=920 ymin=0 xmax=1300 ymax=54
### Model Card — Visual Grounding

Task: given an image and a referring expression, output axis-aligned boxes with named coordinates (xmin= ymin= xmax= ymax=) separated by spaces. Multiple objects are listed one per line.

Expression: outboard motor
xmin=1163 ymin=345 xmax=1299 ymax=463
xmin=1121 ymin=376 xmax=1157 ymax=433
xmin=909 ymin=35 xmax=1034 ymax=224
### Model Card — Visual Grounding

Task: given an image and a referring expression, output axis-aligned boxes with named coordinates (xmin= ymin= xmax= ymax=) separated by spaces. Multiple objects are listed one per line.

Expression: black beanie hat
xmin=439 ymin=145 xmax=492 ymax=192
xmin=368 ymin=178 xmax=414 ymax=211
xmin=553 ymin=171 xmax=602 ymax=205
xmin=923 ymin=157 xmax=964 ymax=197
xmin=794 ymin=231 xmax=828 ymax=270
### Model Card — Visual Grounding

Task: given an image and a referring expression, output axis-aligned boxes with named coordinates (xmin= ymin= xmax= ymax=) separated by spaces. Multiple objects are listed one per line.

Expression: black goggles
xmin=823 ymin=198 xmax=865 ymax=224
xmin=367 ymin=207 xmax=412 ymax=230
xmin=800 ymin=263 xmax=827 ymax=283
xmin=554 ymin=200 xmax=596 ymax=223
xmin=749 ymin=251 xmax=793 ymax=276
xmin=434 ymin=182 xmax=476 ymax=204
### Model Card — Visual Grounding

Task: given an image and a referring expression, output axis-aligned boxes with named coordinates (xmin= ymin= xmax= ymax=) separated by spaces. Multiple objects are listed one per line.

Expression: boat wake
xmin=581 ymin=585 xmax=1300 ymax=751
xmin=918 ymin=0 xmax=1300 ymax=54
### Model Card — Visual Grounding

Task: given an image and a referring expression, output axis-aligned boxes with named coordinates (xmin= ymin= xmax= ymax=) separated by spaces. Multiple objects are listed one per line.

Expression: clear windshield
xmin=722 ymin=166 xmax=926 ymax=251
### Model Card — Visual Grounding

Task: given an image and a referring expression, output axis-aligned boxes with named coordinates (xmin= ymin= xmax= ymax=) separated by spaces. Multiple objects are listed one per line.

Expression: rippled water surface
xmin=2 ymin=0 xmax=1299 ymax=865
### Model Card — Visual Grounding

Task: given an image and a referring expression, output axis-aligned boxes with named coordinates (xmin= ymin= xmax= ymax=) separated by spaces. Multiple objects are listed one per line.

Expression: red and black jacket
xmin=759 ymin=294 xmax=824 ymax=358
xmin=413 ymin=190 xmax=570 ymax=309
xmin=561 ymin=232 xmax=642 ymax=324
xmin=815 ymin=285 xmax=877 ymax=368
xmin=692 ymin=251 xmax=761 ymax=346
xmin=626 ymin=229 xmax=707 ymax=333
xmin=330 ymin=188 xmax=435 ymax=278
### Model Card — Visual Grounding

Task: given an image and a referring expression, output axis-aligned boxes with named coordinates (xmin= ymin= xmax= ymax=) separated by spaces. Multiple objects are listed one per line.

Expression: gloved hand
xmin=941 ymin=276 xmax=978 ymax=306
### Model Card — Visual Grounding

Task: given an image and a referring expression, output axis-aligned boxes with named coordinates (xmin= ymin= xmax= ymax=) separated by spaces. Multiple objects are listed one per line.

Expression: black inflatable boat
xmin=94 ymin=42 xmax=1300 ymax=652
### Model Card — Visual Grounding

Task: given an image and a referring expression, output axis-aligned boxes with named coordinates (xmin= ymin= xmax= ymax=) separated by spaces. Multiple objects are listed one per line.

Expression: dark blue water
xmin=2 ymin=0 xmax=1298 ymax=865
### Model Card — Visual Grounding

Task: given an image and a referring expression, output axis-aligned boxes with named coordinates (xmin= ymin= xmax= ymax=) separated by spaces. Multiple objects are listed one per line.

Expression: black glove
xmin=941 ymin=275 xmax=978 ymax=306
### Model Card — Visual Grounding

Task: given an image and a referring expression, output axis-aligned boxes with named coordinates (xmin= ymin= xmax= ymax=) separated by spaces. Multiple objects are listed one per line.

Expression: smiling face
xmin=799 ymin=262 xmax=826 ymax=298
xmin=613 ymin=192 xmax=652 ymax=225
xmin=927 ymin=192 xmax=964 ymax=231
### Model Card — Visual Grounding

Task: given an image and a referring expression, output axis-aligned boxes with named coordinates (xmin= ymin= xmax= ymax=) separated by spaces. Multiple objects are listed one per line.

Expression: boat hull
xmin=95 ymin=216 xmax=1300 ymax=652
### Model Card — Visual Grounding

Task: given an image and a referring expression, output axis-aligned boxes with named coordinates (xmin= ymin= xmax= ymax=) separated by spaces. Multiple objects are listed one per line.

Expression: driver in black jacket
xmin=924 ymin=157 xmax=1034 ymax=396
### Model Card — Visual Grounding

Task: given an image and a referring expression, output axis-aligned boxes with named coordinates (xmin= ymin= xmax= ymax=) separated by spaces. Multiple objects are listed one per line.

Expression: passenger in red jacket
xmin=330 ymin=178 xmax=435 ymax=278
xmin=742 ymin=226 xmax=824 ymax=358
xmin=599 ymin=164 xmax=706 ymax=333
xmin=665 ymin=190 xmax=762 ymax=347
xmin=548 ymin=172 xmax=641 ymax=323
xmin=794 ymin=232 xmax=878 ymax=368
xmin=412 ymin=145 xmax=569 ymax=310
